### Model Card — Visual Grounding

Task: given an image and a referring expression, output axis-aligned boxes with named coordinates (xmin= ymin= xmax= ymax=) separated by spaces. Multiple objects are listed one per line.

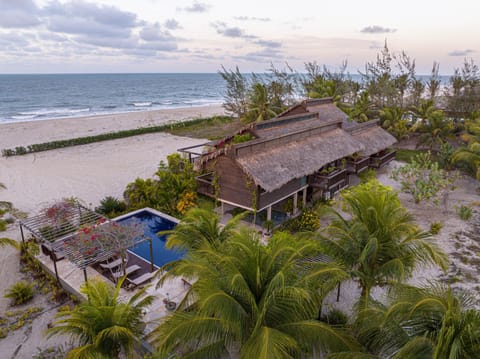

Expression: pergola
xmin=19 ymin=201 xmax=154 ymax=284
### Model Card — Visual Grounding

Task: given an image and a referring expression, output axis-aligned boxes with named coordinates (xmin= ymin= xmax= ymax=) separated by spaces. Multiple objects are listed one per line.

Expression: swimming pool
xmin=114 ymin=208 xmax=183 ymax=268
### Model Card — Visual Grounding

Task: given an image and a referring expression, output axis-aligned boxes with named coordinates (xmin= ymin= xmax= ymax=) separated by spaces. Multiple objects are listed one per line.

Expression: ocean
xmin=0 ymin=73 xmax=226 ymax=124
xmin=0 ymin=73 xmax=452 ymax=124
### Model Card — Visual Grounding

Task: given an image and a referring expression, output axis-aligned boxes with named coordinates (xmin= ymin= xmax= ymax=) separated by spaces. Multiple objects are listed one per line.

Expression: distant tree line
xmin=220 ymin=42 xmax=480 ymax=177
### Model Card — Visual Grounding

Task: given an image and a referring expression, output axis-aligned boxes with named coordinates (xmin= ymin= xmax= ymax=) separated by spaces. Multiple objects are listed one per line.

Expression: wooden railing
xmin=369 ymin=150 xmax=397 ymax=168
xmin=196 ymin=173 xmax=216 ymax=198
xmin=310 ymin=169 xmax=348 ymax=191
xmin=346 ymin=157 xmax=370 ymax=174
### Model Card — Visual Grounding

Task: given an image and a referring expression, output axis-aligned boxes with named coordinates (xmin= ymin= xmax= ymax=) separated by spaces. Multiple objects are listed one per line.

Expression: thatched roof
xmin=274 ymin=97 xmax=357 ymax=130
xmin=236 ymin=127 xmax=365 ymax=192
xmin=349 ymin=121 xmax=397 ymax=156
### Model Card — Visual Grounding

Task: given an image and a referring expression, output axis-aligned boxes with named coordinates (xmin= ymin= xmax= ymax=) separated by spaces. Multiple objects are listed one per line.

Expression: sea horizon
xmin=0 ymin=73 xmax=226 ymax=124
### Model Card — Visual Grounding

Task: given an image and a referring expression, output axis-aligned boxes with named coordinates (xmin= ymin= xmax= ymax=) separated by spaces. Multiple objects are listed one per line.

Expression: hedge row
xmin=2 ymin=116 xmax=232 ymax=157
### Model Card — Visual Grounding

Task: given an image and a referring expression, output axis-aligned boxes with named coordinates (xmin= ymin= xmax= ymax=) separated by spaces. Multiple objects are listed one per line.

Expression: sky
xmin=0 ymin=0 xmax=479 ymax=74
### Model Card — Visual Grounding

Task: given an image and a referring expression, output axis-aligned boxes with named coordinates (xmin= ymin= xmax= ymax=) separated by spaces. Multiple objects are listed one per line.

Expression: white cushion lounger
xmin=126 ymin=272 xmax=155 ymax=289
xmin=99 ymin=257 xmax=123 ymax=270
xmin=111 ymin=264 xmax=141 ymax=279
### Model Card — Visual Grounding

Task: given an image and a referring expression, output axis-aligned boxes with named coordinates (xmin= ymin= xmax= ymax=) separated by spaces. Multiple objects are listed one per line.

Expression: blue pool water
xmin=116 ymin=210 xmax=182 ymax=267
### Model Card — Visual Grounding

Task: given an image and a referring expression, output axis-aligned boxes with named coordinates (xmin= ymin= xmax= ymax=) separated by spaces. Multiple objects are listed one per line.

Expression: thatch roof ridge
xmin=231 ymin=119 xmax=343 ymax=156
xmin=274 ymin=97 xmax=335 ymax=119
xmin=347 ymin=119 xmax=380 ymax=133
xmin=351 ymin=125 xmax=397 ymax=156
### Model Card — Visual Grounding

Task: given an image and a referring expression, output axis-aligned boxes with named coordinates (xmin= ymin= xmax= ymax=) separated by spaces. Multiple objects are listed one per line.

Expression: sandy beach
xmin=0 ymin=105 xmax=224 ymax=214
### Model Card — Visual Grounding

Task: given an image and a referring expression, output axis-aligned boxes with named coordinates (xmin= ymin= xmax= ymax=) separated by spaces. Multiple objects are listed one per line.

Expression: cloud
xmin=212 ymin=22 xmax=256 ymax=39
xmin=448 ymin=49 xmax=475 ymax=56
xmin=234 ymin=16 xmax=270 ymax=22
xmin=255 ymin=40 xmax=281 ymax=48
xmin=0 ymin=0 xmax=41 ymax=28
xmin=181 ymin=2 xmax=211 ymax=13
xmin=360 ymin=25 xmax=396 ymax=34
xmin=0 ymin=32 xmax=32 ymax=48
xmin=139 ymin=23 xmax=175 ymax=42
xmin=44 ymin=1 xmax=138 ymax=39
xmin=164 ymin=19 xmax=181 ymax=30
xmin=44 ymin=1 xmax=138 ymax=28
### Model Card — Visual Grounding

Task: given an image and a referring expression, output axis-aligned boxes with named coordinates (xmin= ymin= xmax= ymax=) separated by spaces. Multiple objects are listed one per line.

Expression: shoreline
xmin=0 ymin=104 xmax=225 ymax=149
xmin=0 ymin=102 xmax=224 ymax=126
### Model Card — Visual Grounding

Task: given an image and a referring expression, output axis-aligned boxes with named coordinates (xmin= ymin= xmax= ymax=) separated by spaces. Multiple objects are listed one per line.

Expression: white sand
xmin=0 ymin=106 xmax=222 ymax=357
xmin=0 ymin=104 xmax=224 ymax=149
xmin=0 ymin=105 xmax=223 ymax=214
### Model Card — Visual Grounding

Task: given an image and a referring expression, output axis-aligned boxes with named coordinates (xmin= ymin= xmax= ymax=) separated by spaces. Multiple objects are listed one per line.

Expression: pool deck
xmin=37 ymin=251 xmax=190 ymax=331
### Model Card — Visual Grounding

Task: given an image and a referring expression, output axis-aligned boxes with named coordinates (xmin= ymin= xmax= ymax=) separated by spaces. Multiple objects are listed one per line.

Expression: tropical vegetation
xmin=318 ymin=180 xmax=448 ymax=308
xmin=48 ymin=277 xmax=154 ymax=359
xmin=153 ymin=228 xmax=358 ymax=358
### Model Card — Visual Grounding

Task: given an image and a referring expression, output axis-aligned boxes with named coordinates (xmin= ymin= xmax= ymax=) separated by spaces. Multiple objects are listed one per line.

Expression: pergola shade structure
xmin=19 ymin=201 xmax=152 ymax=283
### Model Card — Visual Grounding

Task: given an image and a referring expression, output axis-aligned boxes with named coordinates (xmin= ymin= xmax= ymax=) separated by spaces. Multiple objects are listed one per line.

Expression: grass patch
xmin=2 ymin=115 xmax=235 ymax=157
xmin=164 ymin=115 xmax=242 ymax=140
xmin=395 ymin=149 xmax=429 ymax=163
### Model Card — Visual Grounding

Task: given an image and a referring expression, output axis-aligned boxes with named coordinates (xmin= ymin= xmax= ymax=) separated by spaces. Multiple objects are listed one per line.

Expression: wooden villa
xmin=179 ymin=98 xmax=397 ymax=222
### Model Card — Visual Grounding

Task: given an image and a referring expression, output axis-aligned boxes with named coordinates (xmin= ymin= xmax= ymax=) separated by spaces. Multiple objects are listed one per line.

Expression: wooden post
xmin=83 ymin=268 xmax=88 ymax=283
xmin=149 ymin=239 xmax=154 ymax=272
xmin=51 ymin=251 xmax=60 ymax=284
xmin=220 ymin=202 xmax=225 ymax=216
xmin=19 ymin=223 xmax=25 ymax=244
xmin=267 ymin=206 xmax=272 ymax=221
xmin=293 ymin=193 xmax=298 ymax=214
xmin=302 ymin=188 xmax=307 ymax=207
xmin=336 ymin=283 xmax=341 ymax=302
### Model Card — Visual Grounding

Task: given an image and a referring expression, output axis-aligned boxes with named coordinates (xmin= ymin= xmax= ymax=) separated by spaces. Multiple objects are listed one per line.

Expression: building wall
xmin=216 ymin=156 xmax=255 ymax=209
xmin=257 ymin=178 xmax=304 ymax=210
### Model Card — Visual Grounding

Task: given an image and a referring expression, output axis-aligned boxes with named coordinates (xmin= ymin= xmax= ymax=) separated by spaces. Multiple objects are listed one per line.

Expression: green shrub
xmin=4 ymin=281 xmax=35 ymax=306
xmin=456 ymin=205 xmax=473 ymax=221
xmin=95 ymin=196 xmax=126 ymax=217
xmin=4 ymin=217 xmax=15 ymax=224
xmin=280 ymin=209 xmax=320 ymax=232
xmin=0 ymin=220 xmax=6 ymax=231
xmin=429 ymin=222 xmax=443 ymax=235
xmin=321 ymin=308 xmax=348 ymax=326
xmin=358 ymin=168 xmax=377 ymax=183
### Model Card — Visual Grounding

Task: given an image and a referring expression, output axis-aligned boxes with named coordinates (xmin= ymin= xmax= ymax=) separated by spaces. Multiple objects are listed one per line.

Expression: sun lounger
xmin=126 ymin=272 xmax=155 ymax=289
xmin=99 ymin=257 xmax=123 ymax=270
xmin=111 ymin=264 xmax=141 ymax=279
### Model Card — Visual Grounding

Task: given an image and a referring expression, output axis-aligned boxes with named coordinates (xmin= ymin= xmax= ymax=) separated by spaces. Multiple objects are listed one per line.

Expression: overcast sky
xmin=1 ymin=0 xmax=479 ymax=74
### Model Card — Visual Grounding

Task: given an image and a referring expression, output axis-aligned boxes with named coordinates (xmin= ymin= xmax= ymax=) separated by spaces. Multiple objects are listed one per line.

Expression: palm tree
xmin=415 ymin=110 xmax=454 ymax=152
xmin=452 ymin=141 xmax=480 ymax=179
xmin=0 ymin=237 xmax=18 ymax=248
xmin=0 ymin=182 xmax=12 ymax=211
xmin=48 ymin=277 xmax=154 ymax=359
xmin=243 ymin=83 xmax=280 ymax=123
xmin=159 ymin=207 xmax=243 ymax=252
xmin=319 ymin=180 xmax=448 ymax=308
xmin=152 ymin=230 xmax=359 ymax=358
xmin=379 ymin=107 xmax=409 ymax=139
xmin=343 ymin=90 xmax=374 ymax=123
xmin=348 ymin=283 xmax=480 ymax=358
